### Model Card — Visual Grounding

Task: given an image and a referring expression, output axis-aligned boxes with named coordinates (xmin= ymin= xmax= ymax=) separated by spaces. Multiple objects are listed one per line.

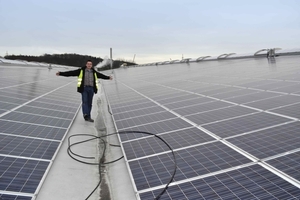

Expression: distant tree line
xmin=4 ymin=53 xmax=136 ymax=70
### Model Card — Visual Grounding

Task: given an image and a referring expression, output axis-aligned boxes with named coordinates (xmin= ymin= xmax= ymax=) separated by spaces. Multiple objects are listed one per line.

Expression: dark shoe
xmin=84 ymin=114 xmax=88 ymax=120
xmin=86 ymin=118 xmax=94 ymax=123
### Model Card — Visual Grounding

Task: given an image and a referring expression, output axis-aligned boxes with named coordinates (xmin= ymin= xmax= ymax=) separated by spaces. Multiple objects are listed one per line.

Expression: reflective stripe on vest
xmin=77 ymin=70 xmax=83 ymax=87
xmin=77 ymin=69 xmax=98 ymax=89
xmin=94 ymin=72 xmax=98 ymax=89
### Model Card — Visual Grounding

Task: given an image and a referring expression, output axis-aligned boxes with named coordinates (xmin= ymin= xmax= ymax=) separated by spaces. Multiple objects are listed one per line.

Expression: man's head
xmin=86 ymin=60 xmax=93 ymax=69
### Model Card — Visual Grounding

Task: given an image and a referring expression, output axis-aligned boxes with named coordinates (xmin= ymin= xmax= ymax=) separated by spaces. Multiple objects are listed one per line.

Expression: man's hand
xmin=109 ymin=76 xmax=113 ymax=80
xmin=56 ymin=72 xmax=60 ymax=76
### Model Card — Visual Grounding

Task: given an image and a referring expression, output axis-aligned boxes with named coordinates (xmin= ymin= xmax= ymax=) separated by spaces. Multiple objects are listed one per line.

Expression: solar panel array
xmin=0 ymin=66 xmax=81 ymax=199
xmin=103 ymin=56 xmax=300 ymax=199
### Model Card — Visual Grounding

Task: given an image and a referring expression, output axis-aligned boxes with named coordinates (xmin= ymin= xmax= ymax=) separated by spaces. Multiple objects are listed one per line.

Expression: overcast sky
xmin=0 ymin=0 xmax=299 ymax=64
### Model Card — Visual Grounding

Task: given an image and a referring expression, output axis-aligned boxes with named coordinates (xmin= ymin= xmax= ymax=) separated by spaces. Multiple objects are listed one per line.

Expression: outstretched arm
xmin=56 ymin=68 xmax=81 ymax=77
xmin=95 ymin=71 xmax=113 ymax=80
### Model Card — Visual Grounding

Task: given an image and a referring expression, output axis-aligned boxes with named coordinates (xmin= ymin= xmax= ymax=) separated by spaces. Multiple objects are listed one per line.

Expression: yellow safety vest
xmin=77 ymin=69 xmax=98 ymax=89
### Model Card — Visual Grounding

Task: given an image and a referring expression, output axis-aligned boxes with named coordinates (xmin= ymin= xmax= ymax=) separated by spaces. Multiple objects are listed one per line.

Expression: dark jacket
xmin=59 ymin=67 xmax=110 ymax=94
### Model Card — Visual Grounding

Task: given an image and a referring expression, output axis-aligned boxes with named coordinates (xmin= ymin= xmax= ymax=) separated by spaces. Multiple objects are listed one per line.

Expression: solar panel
xmin=0 ymin=66 xmax=81 ymax=198
xmin=0 ymin=194 xmax=32 ymax=200
xmin=26 ymin=101 xmax=78 ymax=113
xmin=139 ymin=164 xmax=300 ymax=200
xmin=212 ymin=88 xmax=258 ymax=99
xmin=266 ymin=151 xmax=300 ymax=182
xmin=129 ymin=141 xmax=252 ymax=190
xmin=123 ymin=127 xmax=215 ymax=160
xmin=185 ymin=105 xmax=258 ymax=125
xmin=202 ymin=112 xmax=292 ymax=138
xmin=0 ymin=120 xmax=67 ymax=140
xmin=102 ymin=55 xmax=300 ymax=199
xmin=164 ymin=97 xmax=213 ymax=110
xmin=270 ymin=103 xmax=300 ymax=119
xmin=113 ymin=106 xmax=166 ymax=121
xmin=0 ymin=134 xmax=59 ymax=159
xmin=227 ymin=122 xmax=300 ymax=159
xmin=245 ymin=95 xmax=300 ymax=110
xmin=1 ymin=90 xmax=36 ymax=99
xmin=274 ymin=83 xmax=300 ymax=93
xmin=0 ymin=156 xmax=49 ymax=193
xmin=0 ymin=102 xmax=19 ymax=110
xmin=150 ymin=92 xmax=191 ymax=101
xmin=0 ymin=95 xmax=28 ymax=104
xmin=156 ymin=93 xmax=200 ymax=104
xmin=34 ymin=97 xmax=81 ymax=108
xmin=1 ymin=112 xmax=71 ymax=128
xmin=111 ymin=101 xmax=157 ymax=114
xmin=172 ymin=100 xmax=232 ymax=116
xmin=14 ymin=106 xmax=75 ymax=120
xmin=226 ymin=91 xmax=282 ymax=104
xmin=115 ymin=111 xmax=177 ymax=129
xmin=119 ymin=118 xmax=193 ymax=141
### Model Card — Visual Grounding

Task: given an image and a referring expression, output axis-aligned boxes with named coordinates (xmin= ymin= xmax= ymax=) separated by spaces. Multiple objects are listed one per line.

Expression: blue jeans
xmin=81 ymin=86 xmax=94 ymax=118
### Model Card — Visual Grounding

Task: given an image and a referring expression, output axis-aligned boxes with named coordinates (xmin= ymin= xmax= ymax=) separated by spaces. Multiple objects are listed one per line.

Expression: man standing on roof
xmin=56 ymin=60 xmax=113 ymax=122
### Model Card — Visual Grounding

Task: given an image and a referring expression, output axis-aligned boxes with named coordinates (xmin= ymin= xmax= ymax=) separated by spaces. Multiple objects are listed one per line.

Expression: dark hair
xmin=86 ymin=59 xmax=93 ymax=63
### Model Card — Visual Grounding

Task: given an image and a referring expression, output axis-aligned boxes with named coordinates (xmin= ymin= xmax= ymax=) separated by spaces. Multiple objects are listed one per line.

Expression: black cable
xmin=67 ymin=131 xmax=177 ymax=200
xmin=67 ymin=133 xmax=125 ymax=200
xmin=68 ymin=134 xmax=98 ymax=160
xmin=109 ymin=143 xmax=121 ymax=147
xmin=102 ymin=156 xmax=124 ymax=164
xmin=67 ymin=134 xmax=106 ymax=200
xmin=107 ymin=104 xmax=112 ymax=115
xmin=85 ymin=137 xmax=106 ymax=200
xmin=116 ymin=131 xmax=177 ymax=200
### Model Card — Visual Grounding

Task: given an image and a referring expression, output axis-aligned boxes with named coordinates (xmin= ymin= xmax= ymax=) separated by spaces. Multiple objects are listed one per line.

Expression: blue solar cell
xmin=270 ymin=103 xmax=300 ymax=119
xmin=0 ymin=102 xmax=18 ymax=110
xmin=115 ymin=111 xmax=177 ymax=129
xmin=111 ymin=101 xmax=157 ymax=114
xmin=119 ymin=118 xmax=193 ymax=141
xmin=26 ymin=101 xmax=78 ymax=113
xmin=0 ymin=90 xmax=33 ymax=100
xmin=111 ymin=99 xmax=153 ymax=109
xmin=185 ymin=105 xmax=257 ymax=125
xmin=202 ymin=112 xmax=292 ymax=138
xmin=123 ymin=127 xmax=215 ymax=160
xmin=129 ymin=142 xmax=251 ymax=190
xmin=239 ymin=79 xmax=278 ymax=88
xmin=267 ymin=151 xmax=300 ymax=182
xmin=1 ymin=112 xmax=71 ymax=128
xmin=139 ymin=164 xmax=300 ymax=200
xmin=0 ymin=134 xmax=59 ymax=160
xmin=0 ymin=120 xmax=67 ymax=140
xmin=245 ymin=95 xmax=300 ymax=110
xmin=212 ymin=89 xmax=258 ymax=100
xmin=150 ymin=92 xmax=189 ymax=101
xmin=0 ymin=194 xmax=32 ymax=200
xmin=273 ymin=83 xmax=300 ymax=93
xmin=0 ymin=95 xmax=27 ymax=104
xmin=113 ymin=106 xmax=165 ymax=121
xmin=164 ymin=97 xmax=213 ymax=110
xmin=172 ymin=100 xmax=232 ymax=116
xmin=156 ymin=94 xmax=200 ymax=104
xmin=225 ymin=91 xmax=281 ymax=104
xmin=34 ymin=97 xmax=80 ymax=108
xmin=227 ymin=122 xmax=300 ymax=159
xmin=0 ymin=156 xmax=49 ymax=193
xmin=15 ymin=106 xmax=75 ymax=120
